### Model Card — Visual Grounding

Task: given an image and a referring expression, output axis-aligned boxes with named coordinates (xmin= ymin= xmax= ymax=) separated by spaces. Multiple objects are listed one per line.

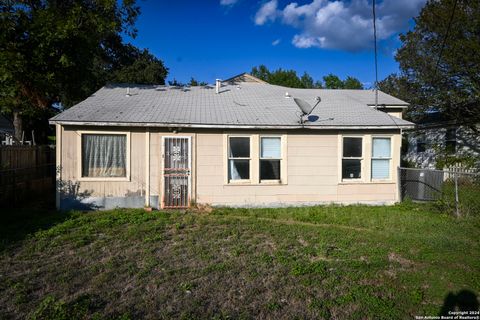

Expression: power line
xmin=434 ymin=0 xmax=458 ymax=76
xmin=372 ymin=0 xmax=378 ymax=108
xmin=372 ymin=0 xmax=401 ymax=131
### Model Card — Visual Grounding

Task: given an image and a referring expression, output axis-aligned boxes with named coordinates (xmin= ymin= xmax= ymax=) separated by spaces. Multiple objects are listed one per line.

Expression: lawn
xmin=0 ymin=203 xmax=479 ymax=319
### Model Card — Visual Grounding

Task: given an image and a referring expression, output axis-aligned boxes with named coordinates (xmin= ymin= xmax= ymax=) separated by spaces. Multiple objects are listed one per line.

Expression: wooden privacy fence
xmin=0 ymin=145 xmax=55 ymax=169
xmin=0 ymin=145 xmax=56 ymax=208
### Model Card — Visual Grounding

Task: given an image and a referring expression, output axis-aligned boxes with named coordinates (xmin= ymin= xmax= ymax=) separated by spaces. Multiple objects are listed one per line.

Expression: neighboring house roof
xmin=411 ymin=111 xmax=479 ymax=130
xmin=224 ymin=73 xmax=268 ymax=84
xmin=50 ymin=79 xmax=414 ymax=129
xmin=0 ymin=115 xmax=14 ymax=133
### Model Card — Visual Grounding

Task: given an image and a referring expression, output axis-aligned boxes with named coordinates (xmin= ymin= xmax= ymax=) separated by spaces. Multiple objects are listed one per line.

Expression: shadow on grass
xmin=439 ymin=290 xmax=479 ymax=315
xmin=0 ymin=201 xmax=72 ymax=250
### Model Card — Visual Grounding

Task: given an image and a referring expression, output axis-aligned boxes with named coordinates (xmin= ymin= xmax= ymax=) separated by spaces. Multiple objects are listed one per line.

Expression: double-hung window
xmin=228 ymin=137 xmax=250 ymax=181
xmin=371 ymin=137 xmax=391 ymax=180
xmin=445 ymin=128 xmax=457 ymax=154
xmin=260 ymin=137 xmax=281 ymax=181
xmin=81 ymin=133 xmax=127 ymax=178
xmin=342 ymin=137 xmax=362 ymax=179
xmin=416 ymin=134 xmax=426 ymax=152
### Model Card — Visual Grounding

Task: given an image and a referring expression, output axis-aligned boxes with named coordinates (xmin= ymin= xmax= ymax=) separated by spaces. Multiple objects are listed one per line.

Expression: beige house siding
xmin=195 ymin=131 xmax=400 ymax=206
xmin=57 ymin=126 xmax=401 ymax=210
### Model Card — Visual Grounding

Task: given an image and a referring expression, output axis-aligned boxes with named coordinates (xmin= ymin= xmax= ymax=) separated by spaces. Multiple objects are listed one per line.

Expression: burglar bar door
xmin=163 ymin=137 xmax=191 ymax=208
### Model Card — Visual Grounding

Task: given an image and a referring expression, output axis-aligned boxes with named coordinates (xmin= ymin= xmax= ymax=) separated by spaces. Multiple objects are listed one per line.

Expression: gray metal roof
xmin=50 ymin=82 xmax=413 ymax=129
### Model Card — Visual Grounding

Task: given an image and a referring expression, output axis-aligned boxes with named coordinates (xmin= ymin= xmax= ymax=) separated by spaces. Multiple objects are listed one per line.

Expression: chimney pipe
xmin=215 ymin=79 xmax=221 ymax=94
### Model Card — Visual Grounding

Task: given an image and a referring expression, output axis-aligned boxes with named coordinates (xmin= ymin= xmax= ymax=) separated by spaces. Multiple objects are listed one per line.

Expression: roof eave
xmin=367 ymin=104 xmax=409 ymax=109
xmin=49 ymin=120 xmax=414 ymax=130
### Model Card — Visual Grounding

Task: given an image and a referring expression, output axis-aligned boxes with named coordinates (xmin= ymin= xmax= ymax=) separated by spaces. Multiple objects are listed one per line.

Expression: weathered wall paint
xmin=57 ymin=126 xmax=402 ymax=210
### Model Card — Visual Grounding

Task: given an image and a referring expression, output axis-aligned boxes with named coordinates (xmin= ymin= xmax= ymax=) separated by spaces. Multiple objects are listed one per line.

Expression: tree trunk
xmin=13 ymin=109 xmax=23 ymax=142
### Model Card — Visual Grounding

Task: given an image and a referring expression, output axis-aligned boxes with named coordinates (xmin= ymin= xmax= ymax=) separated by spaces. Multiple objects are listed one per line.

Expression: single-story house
xmin=404 ymin=111 xmax=479 ymax=170
xmin=49 ymin=73 xmax=414 ymax=210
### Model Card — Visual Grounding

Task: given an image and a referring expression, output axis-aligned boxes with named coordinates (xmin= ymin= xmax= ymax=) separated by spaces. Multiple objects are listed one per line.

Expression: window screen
xmin=342 ymin=137 xmax=362 ymax=179
xmin=260 ymin=137 xmax=281 ymax=180
xmin=228 ymin=137 xmax=250 ymax=180
xmin=82 ymin=134 xmax=127 ymax=177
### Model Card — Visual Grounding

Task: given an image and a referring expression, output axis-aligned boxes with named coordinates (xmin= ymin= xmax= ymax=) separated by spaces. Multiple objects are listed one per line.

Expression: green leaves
xmin=392 ymin=0 xmax=480 ymax=125
xmin=0 ymin=0 xmax=168 ymax=138
xmin=250 ymin=65 xmax=363 ymax=89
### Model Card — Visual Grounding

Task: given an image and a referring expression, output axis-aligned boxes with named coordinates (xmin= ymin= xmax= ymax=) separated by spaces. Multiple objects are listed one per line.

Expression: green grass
xmin=0 ymin=203 xmax=479 ymax=319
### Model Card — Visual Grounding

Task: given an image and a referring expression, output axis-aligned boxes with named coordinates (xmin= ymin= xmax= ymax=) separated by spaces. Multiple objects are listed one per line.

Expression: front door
xmin=163 ymin=137 xmax=191 ymax=208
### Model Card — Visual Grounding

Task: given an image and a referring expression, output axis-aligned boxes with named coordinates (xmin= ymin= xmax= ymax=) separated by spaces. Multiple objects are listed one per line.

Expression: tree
xmin=251 ymin=65 xmax=271 ymax=82
xmin=314 ymin=80 xmax=323 ymax=89
xmin=108 ymin=47 xmax=167 ymax=85
xmin=267 ymin=69 xmax=305 ymax=88
xmin=394 ymin=0 xmax=480 ymax=125
xmin=0 ymin=1 xmax=168 ymax=140
xmin=250 ymin=65 xmax=363 ymax=90
xmin=323 ymin=74 xmax=344 ymax=89
xmin=188 ymin=78 xmax=199 ymax=86
xmin=378 ymin=74 xmax=425 ymax=120
xmin=168 ymin=79 xmax=184 ymax=86
xmin=251 ymin=65 xmax=306 ymax=88
xmin=343 ymin=76 xmax=363 ymax=89
xmin=300 ymin=72 xmax=314 ymax=89
xmin=188 ymin=77 xmax=208 ymax=86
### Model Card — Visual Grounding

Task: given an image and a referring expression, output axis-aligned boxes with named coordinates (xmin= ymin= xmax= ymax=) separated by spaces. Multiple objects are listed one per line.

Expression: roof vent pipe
xmin=126 ymin=87 xmax=131 ymax=97
xmin=215 ymin=79 xmax=221 ymax=94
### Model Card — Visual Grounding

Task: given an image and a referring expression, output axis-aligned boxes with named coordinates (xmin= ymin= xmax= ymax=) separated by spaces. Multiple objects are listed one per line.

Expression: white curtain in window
xmin=82 ymin=134 xmax=126 ymax=177
xmin=229 ymin=160 xmax=240 ymax=180
xmin=261 ymin=137 xmax=281 ymax=158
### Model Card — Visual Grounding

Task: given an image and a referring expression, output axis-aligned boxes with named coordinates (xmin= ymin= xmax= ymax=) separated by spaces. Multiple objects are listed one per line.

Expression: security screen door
xmin=163 ymin=137 xmax=191 ymax=208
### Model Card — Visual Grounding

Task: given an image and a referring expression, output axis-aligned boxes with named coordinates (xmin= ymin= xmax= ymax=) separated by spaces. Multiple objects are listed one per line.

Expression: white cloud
xmin=272 ymin=38 xmax=281 ymax=46
xmin=220 ymin=0 xmax=239 ymax=6
xmin=254 ymin=0 xmax=279 ymax=25
xmin=255 ymin=0 xmax=427 ymax=51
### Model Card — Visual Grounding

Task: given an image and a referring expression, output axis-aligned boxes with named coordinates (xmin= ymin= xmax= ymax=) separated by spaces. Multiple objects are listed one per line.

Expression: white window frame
xmin=259 ymin=135 xmax=283 ymax=184
xmin=371 ymin=135 xmax=393 ymax=182
xmin=227 ymin=135 xmax=252 ymax=184
xmin=77 ymin=130 xmax=131 ymax=182
xmin=341 ymin=135 xmax=364 ymax=182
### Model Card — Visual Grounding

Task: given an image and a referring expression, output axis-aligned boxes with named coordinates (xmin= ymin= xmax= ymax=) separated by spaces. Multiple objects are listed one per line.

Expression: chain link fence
xmin=398 ymin=167 xmax=480 ymax=216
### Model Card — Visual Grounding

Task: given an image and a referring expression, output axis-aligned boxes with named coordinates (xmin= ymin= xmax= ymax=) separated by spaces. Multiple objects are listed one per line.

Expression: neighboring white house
xmin=49 ymin=73 xmax=414 ymax=210
xmin=404 ymin=111 xmax=480 ymax=170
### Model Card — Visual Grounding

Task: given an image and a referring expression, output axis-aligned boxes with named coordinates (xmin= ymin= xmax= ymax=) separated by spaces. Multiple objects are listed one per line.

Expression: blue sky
xmin=126 ymin=0 xmax=426 ymax=87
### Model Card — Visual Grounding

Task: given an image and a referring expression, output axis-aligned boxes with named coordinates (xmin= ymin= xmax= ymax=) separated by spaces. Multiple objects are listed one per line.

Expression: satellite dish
xmin=294 ymin=97 xmax=322 ymax=124
xmin=294 ymin=97 xmax=321 ymax=115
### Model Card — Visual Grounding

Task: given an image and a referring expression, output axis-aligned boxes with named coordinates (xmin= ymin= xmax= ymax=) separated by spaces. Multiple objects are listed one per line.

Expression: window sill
xmin=225 ymin=181 xmax=286 ymax=186
xmin=78 ymin=177 xmax=131 ymax=182
xmin=227 ymin=180 xmax=251 ymax=185
xmin=260 ymin=180 xmax=282 ymax=185
xmin=339 ymin=180 xmax=394 ymax=185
